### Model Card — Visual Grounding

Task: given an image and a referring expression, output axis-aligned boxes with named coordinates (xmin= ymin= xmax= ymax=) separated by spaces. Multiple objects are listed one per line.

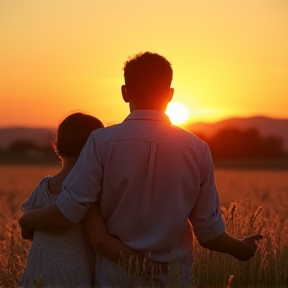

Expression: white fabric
xmin=57 ymin=110 xmax=225 ymax=287
xmin=19 ymin=177 xmax=94 ymax=288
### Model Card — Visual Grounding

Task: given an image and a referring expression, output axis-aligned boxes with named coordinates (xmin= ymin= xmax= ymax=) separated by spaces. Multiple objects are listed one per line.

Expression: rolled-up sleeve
xmin=56 ymin=131 xmax=104 ymax=224
xmin=189 ymin=145 xmax=225 ymax=243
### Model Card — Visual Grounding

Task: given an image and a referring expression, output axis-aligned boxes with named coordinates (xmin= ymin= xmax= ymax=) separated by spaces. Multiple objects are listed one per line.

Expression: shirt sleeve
xmin=56 ymin=132 xmax=104 ymax=224
xmin=189 ymin=144 xmax=225 ymax=243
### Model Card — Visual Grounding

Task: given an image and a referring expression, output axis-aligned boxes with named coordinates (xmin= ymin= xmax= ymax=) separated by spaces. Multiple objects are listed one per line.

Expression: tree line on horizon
xmin=0 ymin=127 xmax=287 ymax=166
xmin=191 ymin=127 xmax=287 ymax=160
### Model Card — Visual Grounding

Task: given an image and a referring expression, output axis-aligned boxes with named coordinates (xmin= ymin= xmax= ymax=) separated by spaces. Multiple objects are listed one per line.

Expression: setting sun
xmin=1 ymin=1 xmax=287 ymax=128
xmin=166 ymin=102 xmax=189 ymax=125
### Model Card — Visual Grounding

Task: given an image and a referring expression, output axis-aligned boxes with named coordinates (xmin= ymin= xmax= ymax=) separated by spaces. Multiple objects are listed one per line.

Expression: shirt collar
xmin=124 ymin=110 xmax=171 ymax=124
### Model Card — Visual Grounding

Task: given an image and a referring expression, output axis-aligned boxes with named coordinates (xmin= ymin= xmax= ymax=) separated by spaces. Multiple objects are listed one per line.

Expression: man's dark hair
xmin=54 ymin=112 xmax=104 ymax=159
xmin=123 ymin=52 xmax=173 ymax=101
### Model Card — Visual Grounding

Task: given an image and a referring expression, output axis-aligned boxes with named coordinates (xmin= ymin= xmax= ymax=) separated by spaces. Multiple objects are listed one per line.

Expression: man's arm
xmin=19 ymin=203 xmax=74 ymax=232
xmin=199 ymin=231 xmax=263 ymax=261
xmin=19 ymin=133 xmax=104 ymax=234
xmin=190 ymin=146 xmax=262 ymax=260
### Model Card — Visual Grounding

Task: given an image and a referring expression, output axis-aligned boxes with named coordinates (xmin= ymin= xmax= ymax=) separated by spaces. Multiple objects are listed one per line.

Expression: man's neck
xmin=129 ymin=102 xmax=168 ymax=112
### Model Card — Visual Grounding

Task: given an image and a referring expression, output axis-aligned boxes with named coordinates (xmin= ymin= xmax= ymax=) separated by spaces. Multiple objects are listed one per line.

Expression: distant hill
xmin=185 ymin=116 xmax=288 ymax=151
xmin=1 ymin=116 xmax=288 ymax=151
xmin=0 ymin=127 xmax=56 ymax=149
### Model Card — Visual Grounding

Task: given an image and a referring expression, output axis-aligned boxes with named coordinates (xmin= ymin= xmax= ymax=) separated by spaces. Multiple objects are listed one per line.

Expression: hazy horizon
xmin=0 ymin=114 xmax=288 ymax=129
xmin=1 ymin=114 xmax=287 ymax=130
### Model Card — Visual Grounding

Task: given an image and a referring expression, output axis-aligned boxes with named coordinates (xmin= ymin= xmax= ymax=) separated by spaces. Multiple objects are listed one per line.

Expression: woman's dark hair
xmin=54 ymin=112 xmax=104 ymax=158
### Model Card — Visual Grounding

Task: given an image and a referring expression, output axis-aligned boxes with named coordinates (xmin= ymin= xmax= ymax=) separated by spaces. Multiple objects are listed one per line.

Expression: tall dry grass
xmin=191 ymin=169 xmax=288 ymax=288
xmin=0 ymin=165 xmax=60 ymax=288
xmin=0 ymin=166 xmax=288 ymax=288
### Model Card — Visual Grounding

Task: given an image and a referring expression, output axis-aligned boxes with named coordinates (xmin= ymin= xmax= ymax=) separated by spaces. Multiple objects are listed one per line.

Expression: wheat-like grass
xmin=1 ymin=166 xmax=288 ymax=288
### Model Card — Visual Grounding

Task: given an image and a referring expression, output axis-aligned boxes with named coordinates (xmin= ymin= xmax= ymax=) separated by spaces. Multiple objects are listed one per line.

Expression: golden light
xmin=166 ymin=102 xmax=189 ymax=125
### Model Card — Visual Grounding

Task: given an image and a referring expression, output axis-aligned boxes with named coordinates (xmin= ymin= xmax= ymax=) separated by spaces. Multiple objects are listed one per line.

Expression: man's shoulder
xmin=172 ymin=125 xmax=208 ymax=149
xmin=90 ymin=123 xmax=121 ymax=139
xmin=90 ymin=122 xmax=209 ymax=154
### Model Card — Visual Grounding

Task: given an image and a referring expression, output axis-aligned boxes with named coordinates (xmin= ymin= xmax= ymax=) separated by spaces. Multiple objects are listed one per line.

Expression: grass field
xmin=0 ymin=165 xmax=288 ymax=287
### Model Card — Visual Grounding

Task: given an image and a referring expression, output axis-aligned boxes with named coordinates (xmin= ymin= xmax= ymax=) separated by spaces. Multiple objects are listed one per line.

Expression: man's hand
xmin=21 ymin=226 xmax=34 ymax=241
xmin=235 ymin=234 xmax=263 ymax=261
xmin=200 ymin=231 xmax=263 ymax=261
xmin=19 ymin=204 xmax=74 ymax=232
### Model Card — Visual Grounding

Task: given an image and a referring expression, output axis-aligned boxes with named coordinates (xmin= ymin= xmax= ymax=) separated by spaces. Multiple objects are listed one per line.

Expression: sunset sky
xmin=1 ymin=0 xmax=287 ymax=128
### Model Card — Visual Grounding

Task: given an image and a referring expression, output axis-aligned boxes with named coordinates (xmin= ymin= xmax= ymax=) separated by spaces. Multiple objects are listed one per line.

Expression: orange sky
xmin=1 ymin=0 xmax=287 ymax=128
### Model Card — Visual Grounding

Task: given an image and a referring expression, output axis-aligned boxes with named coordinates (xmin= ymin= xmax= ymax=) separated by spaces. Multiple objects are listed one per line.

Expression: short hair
xmin=54 ymin=112 xmax=104 ymax=158
xmin=123 ymin=52 xmax=173 ymax=101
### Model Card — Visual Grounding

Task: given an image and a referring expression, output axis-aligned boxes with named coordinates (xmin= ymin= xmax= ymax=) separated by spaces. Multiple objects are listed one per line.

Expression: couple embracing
xmin=19 ymin=52 xmax=262 ymax=288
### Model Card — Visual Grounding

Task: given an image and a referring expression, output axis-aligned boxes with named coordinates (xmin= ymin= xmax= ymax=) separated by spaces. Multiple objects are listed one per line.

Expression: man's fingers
xmin=247 ymin=234 xmax=263 ymax=242
xmin=251 ymin=234 xmax=263 ymax=241
xmin=243 ymin=234 xmax=263 ymax=250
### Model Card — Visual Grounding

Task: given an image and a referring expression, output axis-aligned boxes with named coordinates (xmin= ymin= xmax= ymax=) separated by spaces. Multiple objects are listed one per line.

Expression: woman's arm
xmin=83 ymin=203 xmax=143 ymax=263
xmin=83 ymin=203 xmax=169 ymax=275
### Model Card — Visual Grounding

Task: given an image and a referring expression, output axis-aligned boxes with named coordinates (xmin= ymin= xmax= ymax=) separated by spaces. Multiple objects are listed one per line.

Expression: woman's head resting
xmin=54 ymin=112 xmax=104 ymax=160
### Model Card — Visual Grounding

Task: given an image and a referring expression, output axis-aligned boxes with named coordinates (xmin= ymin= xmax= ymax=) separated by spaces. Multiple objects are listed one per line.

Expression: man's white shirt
xmin=56 ymin=110 xmax=225 ymax=286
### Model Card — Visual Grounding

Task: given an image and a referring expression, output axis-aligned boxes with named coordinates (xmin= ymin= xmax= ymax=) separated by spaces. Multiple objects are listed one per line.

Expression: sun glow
xmin=166 ymin=102 xmax=189 ymax=125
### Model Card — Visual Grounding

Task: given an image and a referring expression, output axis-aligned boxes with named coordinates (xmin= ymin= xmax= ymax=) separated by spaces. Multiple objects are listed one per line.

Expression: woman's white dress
xmin=19 ymin=176 xmax=95 ymax=288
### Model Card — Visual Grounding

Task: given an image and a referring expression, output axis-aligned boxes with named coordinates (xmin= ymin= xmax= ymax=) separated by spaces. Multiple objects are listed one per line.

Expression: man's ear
xmin=167 ymin=88 xmax=174 ymax=103
xmin=121 ymin=85 xmax=129 ymax=103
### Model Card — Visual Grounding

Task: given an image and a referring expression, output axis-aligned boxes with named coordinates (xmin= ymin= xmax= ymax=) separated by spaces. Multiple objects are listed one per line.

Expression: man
xmin=20 ymin=52 xmax=262 ymax=286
